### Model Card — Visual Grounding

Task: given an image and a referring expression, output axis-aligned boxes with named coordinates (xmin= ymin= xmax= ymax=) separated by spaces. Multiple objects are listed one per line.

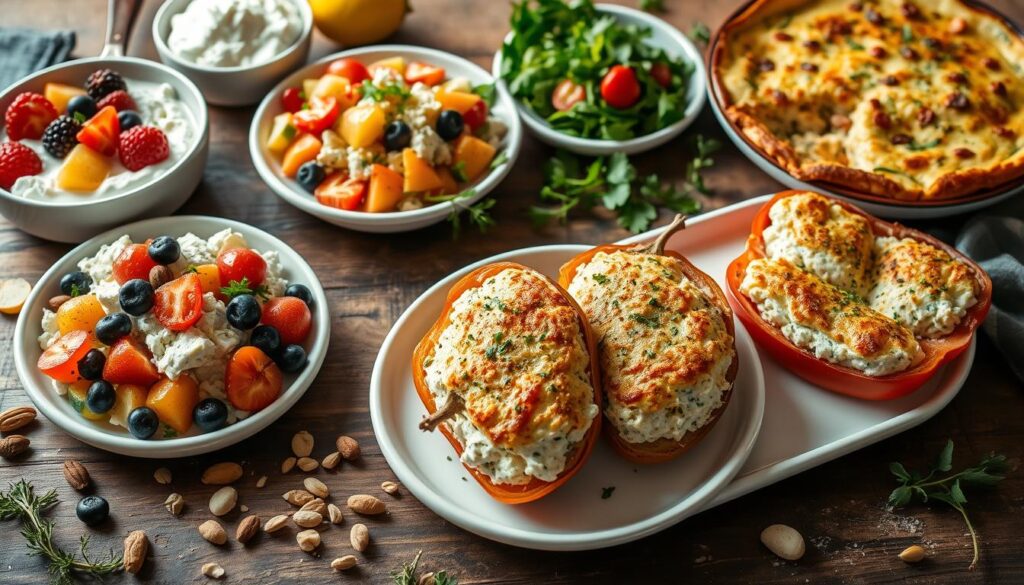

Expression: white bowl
xmin=249 ymin=45 xmax=523 ymax=233
xmin=0 ymin=57 xmax=209 ymax=243
xmin=152 ymin=0 xmax=313 ymax=107
xmin=491 ymin=3 xmax=706 ymax=156
xmin=12 ymin=215 xmax=330 ymax=458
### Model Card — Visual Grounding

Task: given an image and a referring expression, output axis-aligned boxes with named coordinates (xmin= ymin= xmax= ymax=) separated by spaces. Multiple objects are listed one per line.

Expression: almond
xmin=0 ymin=406 xmax=36 ymax=432
xmin=292 ymin=431 xmax=314 ymax=457
xmin=199 ymin=520 xmax=227 ymax=545
xmin=327 ymin=503 xmax=343 ymax=524
xmin=283 ymin=489 xmax=314 ymax=506
xmin=760 ymin=524 xmax=805 ymax=561
xmin=208 ymin=486 xmax=237 ymax=517
xmin=153 ymin=467 xmax=172 ymax=485
xmin=303 ymin=477 xmax=329 ymax=498
xmin=256 ymin=475 xmax=268 ymax=488
xmin=149 ymin=265 xmax=173 ymax=289
xmin=296 ymin=529 xmax=321 ymax=552
xmin=264 ymin=514 xmax=289 ymax=533
xmin=0 ymin=435 xmax=29 ymax=458
xmin=47 ymin=294 xmax=71 ymax=311
xmin=297 ymin=457 xmax=319 ymax=472
xmin=381 ymin=481 xmax=399 ymax=496
xmin=321 ymin=451 xmax=341 ymax=470
xmin=202 ymin=562 xmax=225 ymax=579
xmin=336 ymin=435 xmax=360 ymax=461
xmin=164 ymin=493 xmax=184 ymax=516
xmin=281 ymin=456 xmax=297 ymax=474
xmin=236 ymin=514 xmax=261 ymax=544
xmin=300 ymin=498 xmax=327 ymax=516
xmin=62 ymin=459 xmax=90 ymax=490
xmin=331 ymin=555 xmax=358 ymax=571
xmin=293 ymin=510 xmax=323 ymax=528
xmin=123 ymin=530 xmax=148 ymax=574
xmin=350 ymin=523 xmax=369 ymax=552
xmin=899 ymin=544 xmax=926 ymax=563
xmin=202 ymin=462 xmax=243 ymax=485
xmin=347 ymin=494 xmax=386 ymax=515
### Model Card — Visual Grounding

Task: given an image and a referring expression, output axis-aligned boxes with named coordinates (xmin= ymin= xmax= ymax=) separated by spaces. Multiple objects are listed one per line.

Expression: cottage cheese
xmin=167 ymin=0 xmax=303 ymax=68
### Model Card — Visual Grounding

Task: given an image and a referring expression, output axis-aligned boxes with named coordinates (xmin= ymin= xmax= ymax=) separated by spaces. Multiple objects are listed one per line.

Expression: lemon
xmin=309 ymin=0 xmax=409 ymax=47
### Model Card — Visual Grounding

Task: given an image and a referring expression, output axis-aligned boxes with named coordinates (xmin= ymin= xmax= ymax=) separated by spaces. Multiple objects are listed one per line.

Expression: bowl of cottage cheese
xmin=153 ymin=0 xmax=313 ymax=106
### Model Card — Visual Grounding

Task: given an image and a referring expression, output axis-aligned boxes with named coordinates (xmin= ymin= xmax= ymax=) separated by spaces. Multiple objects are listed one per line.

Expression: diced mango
xmin=281 ymin=133 xmax=322 ymax=178
xmin=367 ymin=56 xmax=406 ymax=76
xmin=366 ymin=164 xmax=404 ymax=212
xmin=340 ymin=103 xmax=385 ymax=148
xmin=44 ymin=83 xmax=87 ymax=114
xmin=453 ymin=135 xmax=497 ymax=182
xmin=56 ymin=294 xmax=106 ymax=335
xmin=266 ymin=112 xmax=296 ymax=155
xmin=311 ymin=74 xmax=358 ymax=111
xmin=109 ymin=383 xmax=148 ymax=428
xmin=56 ymin=144 xmax=111 ymax=192
xmin=192 ymin=264 xmax=220 ymax=295
xmin=146 ymin=375 xmax=200 ymax=434
xmin=436 ymin=89 xmax=482 ymax=115
xmin=68 ymin=381 xmax=107 ymax=421
xmin=402 ymin=148 xmax=444 ymax=193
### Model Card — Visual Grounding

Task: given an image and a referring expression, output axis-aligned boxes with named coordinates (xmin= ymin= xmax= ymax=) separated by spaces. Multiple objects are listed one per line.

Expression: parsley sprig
xmin=220 ymin=277 xmax=270 ymax=300
xmin=424 ymin=189 xmax=496 ymax=238
xmin=887 ymin=440 xmax=1010 ymax=570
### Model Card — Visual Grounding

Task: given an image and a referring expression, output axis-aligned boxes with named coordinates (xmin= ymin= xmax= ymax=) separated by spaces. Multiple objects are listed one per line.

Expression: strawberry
xmin=226 ymin=346 xmax=283 ymax=412
xmin=103 ymin=337 xmax=160 ymax=386
xmin=118 ymin=126 xmax=169 ymax=171
xmin=4 ymin=92 xmax=58 ymax=140
xmin=95 ymin=90 xmax=137 ymax=112
xmin=0 ymin=142 xmax=43 ymax=190
xmin=76 ymin=106 xmax=120 ymax=156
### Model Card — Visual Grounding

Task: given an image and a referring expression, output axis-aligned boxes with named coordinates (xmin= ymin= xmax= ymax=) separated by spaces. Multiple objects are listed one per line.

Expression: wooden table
xmin=2 ymin=1 xmax=1023 ymax=583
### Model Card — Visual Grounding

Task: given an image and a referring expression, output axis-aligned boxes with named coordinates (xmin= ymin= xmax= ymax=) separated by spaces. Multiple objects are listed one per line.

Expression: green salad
xmin=499 ymin=0 xmax=693 ymax=140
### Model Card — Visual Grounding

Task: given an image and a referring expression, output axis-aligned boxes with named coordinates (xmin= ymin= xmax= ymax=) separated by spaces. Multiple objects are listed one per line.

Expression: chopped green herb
xmin=690 ymin=22 xmax=711 ymax=46
xmin=220 ymin=277 xmax=270 ymax=300
xmin=592 ymin=273 xmax=609 ymax=285
xmin=601 ymin=486 xmax=616 ymax=499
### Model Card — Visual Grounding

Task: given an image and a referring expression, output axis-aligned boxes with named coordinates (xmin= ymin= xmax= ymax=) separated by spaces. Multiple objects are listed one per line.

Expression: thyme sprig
xmin=0 ymin=480 xmax=122 ymax=585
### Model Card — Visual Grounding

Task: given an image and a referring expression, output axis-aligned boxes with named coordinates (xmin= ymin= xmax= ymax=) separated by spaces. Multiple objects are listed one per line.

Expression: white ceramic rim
xmin=152 ymin=0 xmax=313 ymax=74
xmin=369 ymin=243 xmax=765 ymax=550
xmin=12 ymin=215 xmax=330 ymax=457
xmin=0 ymin=56 xmax=209 ymax=209
xmin=491 ymin=3 xmax=707 ymax=152
xmin=248 ymin=45 xmax=523 ymax=227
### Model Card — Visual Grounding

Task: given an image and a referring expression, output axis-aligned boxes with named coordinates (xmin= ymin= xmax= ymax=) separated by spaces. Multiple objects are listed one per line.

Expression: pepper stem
xmin=644 ymin=214 xmax=687 ymax=255
xmin=419 ymin=393 xmax=465 ymax=431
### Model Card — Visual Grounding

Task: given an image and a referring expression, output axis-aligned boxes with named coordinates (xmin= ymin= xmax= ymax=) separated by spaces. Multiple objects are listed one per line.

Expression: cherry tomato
xmin=153 ymin=273 xmax=204 ymax=332
xmin=314 ymin=174 xmax=367 ymax=211
xmin=551 ymin=79 xmax=586 ymax=112
xmin=600 ymin=65 xmax=641 ymax=109
xmin=261 ymin=296 xmax=312 ymax=344
xmin=463 ymin=99 xmax=488 ymax=131
xmin=650 ymin=62 xmax=672 ymax=88
xmin=292 ymin=96 xmax=340 ymax=135
xmin=217 ymin=248 xmax=267 ymax=288
xmin=327 ymin=58 xmax=370 ymax=85
xmin=112 ymin=244 xmax=158 ymax=285
xmin=281 ymin=87 xmax=304 ymax=113
xmin=405 ymin=62 xmax=446 ymax=86
xmin=37 ymin=329 xmax=94 ymax=383
xmin=226 ymin=346 xmax=282 ymax=412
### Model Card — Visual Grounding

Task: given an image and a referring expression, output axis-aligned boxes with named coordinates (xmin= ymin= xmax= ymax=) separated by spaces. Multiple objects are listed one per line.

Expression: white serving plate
xmin=371 ymin=195 xmax=976 ymax=550
xmin=13 ymin=216 xmax=330 ymax=458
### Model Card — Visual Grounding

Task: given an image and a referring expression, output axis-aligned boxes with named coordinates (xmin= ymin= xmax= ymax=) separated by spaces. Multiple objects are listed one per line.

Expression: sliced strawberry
xmin=76 ymin=105 xmax=120 ymax=156
xmin=37 ymin=329 xmax=94 ymax=383
xmin=112 ymin=243 xmax=158 ymax=285
xmin=226 ymin=346 xmax=283 ymax=412
xmin=261 ymin=296 xmax=312 ymax=344
xmin=103 ymin=337 xmax=160 ymax=386
xmin=96 ymin=90 xmax=137 ymax=112
xmin=0 ymin=142 xmax=43 ymax=190
xmin=4 ymin=92 xmax=58 ymax=141
xmin=314 ymin=174 xmax=367 ymax=211
xmin=153 ymin=273 xmax=203 ymax=332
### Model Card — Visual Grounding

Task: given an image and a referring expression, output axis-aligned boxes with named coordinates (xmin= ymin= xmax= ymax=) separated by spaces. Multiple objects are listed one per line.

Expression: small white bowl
xmin=491 ymin=3 xmax=706 ymax=156
xmin=152 ymin=0 xmax=313 ymax=107
xmin=13 ymin=215 xmax=331 ymax=458
xmin=249 ymin=45 xmax=522 ymax=233
xmin=0 ymin=57 xmax=209 ymax=243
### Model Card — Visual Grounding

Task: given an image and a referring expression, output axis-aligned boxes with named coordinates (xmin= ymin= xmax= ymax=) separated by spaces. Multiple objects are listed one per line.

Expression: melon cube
xmin=402 ymin=148 xmax=444 ymax=192
xmin=453 ymin=136 xmax=497 ymax=182
xmin=366 ymin=164 xmax=404 ymax=212
xmin=266 ymin=112 xmax=296 ymax=155
xmin=340 ymin=104 xmax=385 ymax=148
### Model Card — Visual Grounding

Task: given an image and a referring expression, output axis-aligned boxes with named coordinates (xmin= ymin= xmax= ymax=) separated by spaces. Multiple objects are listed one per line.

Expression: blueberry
xmin=147 ymin=235 xmax=180 ymax=265
xmin=384 ymin=120 xmax=412 ymax=150
xmin=127 ymin=406 xmax=159 ymax=439
xmin=59 ymin=271 xmax=92 ymax=296
xmin=250 ymin=324 xmax=281 ymax=356
xmin=296 ymin=162 xmax=326 ymax=193
xmin=86 ymin=380 xmax=116 ymax=414
xmin=226 ymin=294 xmax=261 ymax=329
xmin=76 ymin=495 xmax=109 ymax=526
xmin=77 ymin=349 xmax=106 ymax=380
xmin=275 ymin=344 xmax=307 ymax=373
xmin=436 ymin=110 xmax=464 ymax=141
xmin=95 ymin=312 xmax=132 ymax=345
xmin=66 ymin=95 xmax=97 ymax=120
xmin=284 ymin=284 xmax=314 ymax=307
xmin=119 ymin=279 xmax=154 ymax=316
xmin=193 ymin=398 xmax=229 ymax=433
xmin=117 ymin=109 xmax=143 ymax=133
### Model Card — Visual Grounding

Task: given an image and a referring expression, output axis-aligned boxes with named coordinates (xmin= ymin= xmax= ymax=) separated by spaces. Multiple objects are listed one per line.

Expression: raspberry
xmin=41 ymin=116 xmax=82 ymax=159
xmin=4 ymin=92 xmax=58 ymax=141
xmin=118 ymin=126 xmax=170 ymax=171
xmin=85 ymin=69 xmax=127 ymax=100
xmin=96 ymin=90 xmax=137 ymax=112
xmin=0 ymin=142 xmax=43 ymax=190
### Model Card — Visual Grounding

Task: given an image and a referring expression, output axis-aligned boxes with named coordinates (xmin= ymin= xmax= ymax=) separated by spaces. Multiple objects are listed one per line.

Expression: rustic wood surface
xmin=2 ymin=0 xmax=1023 ymax=583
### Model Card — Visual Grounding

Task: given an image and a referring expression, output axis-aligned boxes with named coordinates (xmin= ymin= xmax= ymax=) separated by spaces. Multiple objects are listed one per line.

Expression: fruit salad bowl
xmin=13 ymin=216 xmax=330 ymax=458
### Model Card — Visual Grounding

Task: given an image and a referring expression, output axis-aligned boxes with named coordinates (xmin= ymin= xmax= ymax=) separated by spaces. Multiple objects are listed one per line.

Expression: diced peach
xmin=311 ymin=74 xmax=358 ymax=111
xmin=402 ymin=148 xmax=444 ymax=193
xmin=366 ymin=164 xmax=404 ymax=212
xmin=146 ymin=375 xmax=200 ymax=434
xmin=281 ymin=133 xmax=322 ymax=178
xmin=340 ymin=103 xmax=385 ymax=148
xmin=68 ymin=380 xmax=106 ymax=421
xmin=110 ymin=383 xmax=149 ymax=428
xmin=453 ymin=135 xmax=497 ymax=182
xmin=56 ymin=144 xmax=111 ymax=192
xmin=192 ymin=264 xmax=220 ymax=295
xmin=436 ymin=89 xmax=482 ymax=115
xmin=44 ymin=83 xmax=87 ymax=114
xmin=367 ymin=56 xmax=406 ymax=76
xmin=431 ymin=166 xmax=459 ymax=196
xmin=56 ymin=294 xmax=106 ymax=335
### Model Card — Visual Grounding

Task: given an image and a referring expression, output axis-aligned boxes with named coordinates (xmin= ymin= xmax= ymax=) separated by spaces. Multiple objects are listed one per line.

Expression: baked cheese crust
xmin=715 ymin=0 xmax=1024 ymax=200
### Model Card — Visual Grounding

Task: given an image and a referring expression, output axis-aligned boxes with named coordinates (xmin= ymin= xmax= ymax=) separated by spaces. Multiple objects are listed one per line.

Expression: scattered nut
xmin=123 ymin=530 xmax=148 ymax=575
xmin=202 ymin=562 xmax=225 ymax=579
xmin=899 ymin=544 xmax=926 ymax=563
xmin=62 ymin=459 xmax=90 ymax=491
xmin=264 ymin=514 xmax=290 ymax=533
xmin=293 ymin=510 xmax=323 ymax=528
xmin=0 ymin=435 xmax=29 ymax=459
xmin=164 ymin=493 xmax=184 ymax=516
xmin=281 ymin=456 xmax=297 ymax=474
xmin=208 ymin=486 xmax=237 ymax=517
xmin=256 ymin=475 xmax=268 ymax=488
xmin=300 ymin=498 xmax=327 ymax=516
xmin=303 ymin=477 xmax=329 ymax=498
xmin=381 ymin=481 xmax=400 ymax=496
xmin=350 ymin=523 xmax=369 ymax=552
xmin=760 ymin=524 xmax=805 ymax=561
xmin=0 ymin=406 xmax=37 ymax=432
xmin=347 ymin=494 xmax=386 ymax=515
xmin=322 ymin=451 xmax=341 ymax=470
xmin=236 ymin=514 xmax=261 ymax=544
xmin=418 ymin=572 xmax=435 ymax=585
xmin=149 ymin=265 xmax=173 ymax=289
xmin=240 ymin=504 xmax=249 ymax=513
xmin=153 ymin=467 xmax=172 ymax=485
xmin=202 ymin=462 xmax=243 ymax=485
xmin=47 ymin=295 xmax=71 ymax=311
xmin=199 ymin=520 xmax=227 ymax=545
xmin=292 ymin=431 xmax=314 ymax=458
xmin=327 ymin=503 xmax=343 ymax=524
xmin=0 ymin=278 xmax=31 ymax=314
xmin=336 ymin=436 xmax=361 ymax=461
xmin=296 ymin=529 xmax=321 ymax=552
xmin=331 ymin=555 xmax=358 ymax=571
xmin=297 ymin=457 xmax=319 ymax=472
xmin=283 ymin=489 xmax=314 ymax=506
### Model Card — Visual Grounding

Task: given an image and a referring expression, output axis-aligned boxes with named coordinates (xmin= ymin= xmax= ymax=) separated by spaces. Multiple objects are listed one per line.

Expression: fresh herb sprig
xmin=391 ymin=550 xmax=459 ymax=585
xmin=639 ymin=0 xmax=664 ymax=12
xmin=887 ymin=440 xmax=1010 ymax=570
xmin=689 ymin=22 xmax=711 ymax=46
xmin=424 ymin=189 xmax=496 ymax=238
xmin=220 ymin=277 xmax=270 ymax=300
xmin=0 ymin=480 xmax=122 ymax=585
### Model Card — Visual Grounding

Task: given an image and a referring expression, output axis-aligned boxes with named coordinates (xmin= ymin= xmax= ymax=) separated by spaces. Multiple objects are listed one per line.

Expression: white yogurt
xmin=167 ymin=0 xmax=303 ymax=68
xmin=7 ymin=79 xmax=196 ymax=203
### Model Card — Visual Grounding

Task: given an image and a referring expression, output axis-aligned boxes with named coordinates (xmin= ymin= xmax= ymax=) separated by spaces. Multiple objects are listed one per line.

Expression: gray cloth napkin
xmin=0 ymin=28 xmax=76 ymax=91
xmin=955 ymin=195 xmax=1024 ymax=382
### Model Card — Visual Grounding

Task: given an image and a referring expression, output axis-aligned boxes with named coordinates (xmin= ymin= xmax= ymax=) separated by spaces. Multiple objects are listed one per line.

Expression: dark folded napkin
xmin=0 ymin=27 xmax=76 ymax=90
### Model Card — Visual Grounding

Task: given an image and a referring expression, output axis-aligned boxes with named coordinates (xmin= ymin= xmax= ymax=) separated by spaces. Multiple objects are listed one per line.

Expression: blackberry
xmin=85 ymin=69 xmax=127 ymax=100
xmin=41 ymin=116 xmax=81 ymax=158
